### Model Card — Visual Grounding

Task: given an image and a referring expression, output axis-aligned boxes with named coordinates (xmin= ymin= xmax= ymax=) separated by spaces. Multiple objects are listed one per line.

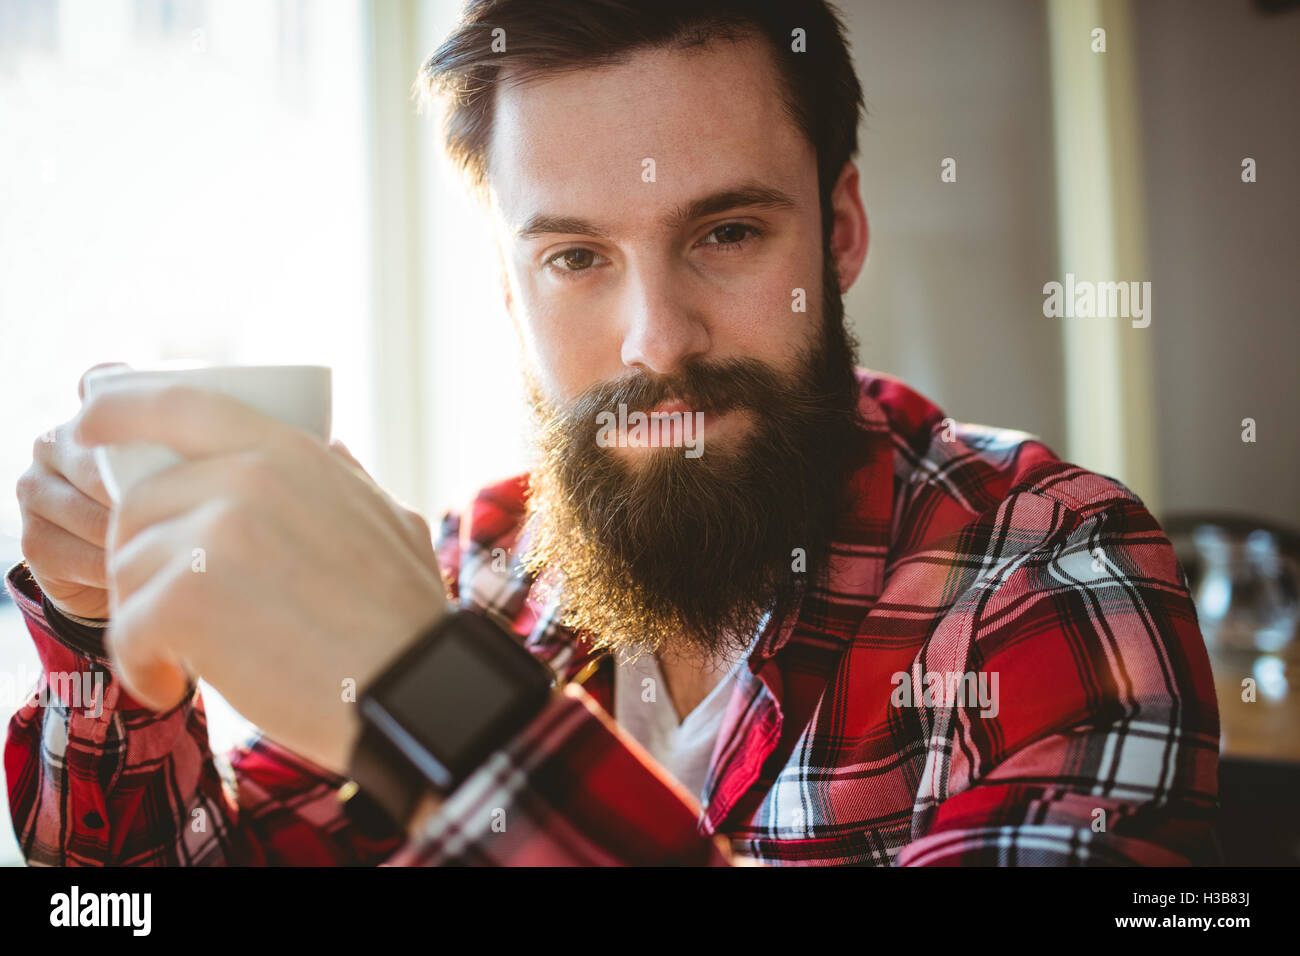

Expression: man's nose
xmin=617 ymin=261 xmax=711 ymax=375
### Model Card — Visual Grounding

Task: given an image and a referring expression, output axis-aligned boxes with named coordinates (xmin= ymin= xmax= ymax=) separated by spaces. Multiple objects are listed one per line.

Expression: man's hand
xmin=75 ymin=381 xmax=449 ymax=776
xmin=16 ymin=363 xmax=125 ymax=620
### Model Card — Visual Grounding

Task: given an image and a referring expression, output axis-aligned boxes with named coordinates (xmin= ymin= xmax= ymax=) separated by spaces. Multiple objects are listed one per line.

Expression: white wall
xmin=842 ymin=0 xmax=1297 ymax=530
xmin=1134 ymin=0 xmax=1300 ymax=529
xmin=840 ymin=0 xmax=1067 ymax=453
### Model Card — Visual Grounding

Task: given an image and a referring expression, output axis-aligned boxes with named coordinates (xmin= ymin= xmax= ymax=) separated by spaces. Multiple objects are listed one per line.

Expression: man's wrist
xmin=345 ymin=606 xmax=554 ymax=832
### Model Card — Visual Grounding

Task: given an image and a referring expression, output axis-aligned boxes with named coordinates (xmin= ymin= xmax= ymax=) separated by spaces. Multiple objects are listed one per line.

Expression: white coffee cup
xmin=81 ymin=362 xmax=332 ymax=503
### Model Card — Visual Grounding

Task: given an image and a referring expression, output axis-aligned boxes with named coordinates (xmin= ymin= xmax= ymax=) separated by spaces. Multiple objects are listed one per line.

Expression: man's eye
xmin=700 ymin=223 xmax=760 ymax=248
xmin=547 ymin=248 xmax=601 ymax=272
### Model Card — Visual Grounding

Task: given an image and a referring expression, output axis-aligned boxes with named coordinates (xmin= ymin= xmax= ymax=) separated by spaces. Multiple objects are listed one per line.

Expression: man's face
xmin=488 ymin=36 xmax=826 ymax=444
xmin=484 ymin=35 xmax=865 ymax=658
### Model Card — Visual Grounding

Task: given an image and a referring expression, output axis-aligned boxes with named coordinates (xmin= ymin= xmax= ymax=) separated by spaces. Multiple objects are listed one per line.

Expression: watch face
xmin=366 ymin=611 xmax=554 ymax=785
xmin=384 ymin=636 xmax=525 ymax=770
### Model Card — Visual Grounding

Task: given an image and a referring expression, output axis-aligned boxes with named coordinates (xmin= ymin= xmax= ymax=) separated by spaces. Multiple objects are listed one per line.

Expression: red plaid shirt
xmin=4 ymin=369 xmax=1221 ymax=865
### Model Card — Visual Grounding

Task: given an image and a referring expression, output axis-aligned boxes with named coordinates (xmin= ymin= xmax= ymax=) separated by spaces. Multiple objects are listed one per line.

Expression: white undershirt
xmin=612 ymin=644 xmax=749 ymax=802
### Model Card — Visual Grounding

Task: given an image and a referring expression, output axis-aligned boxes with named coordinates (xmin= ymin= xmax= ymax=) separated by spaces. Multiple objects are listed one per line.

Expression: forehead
xmin=486 ymin=36 xmax=816 ymax=232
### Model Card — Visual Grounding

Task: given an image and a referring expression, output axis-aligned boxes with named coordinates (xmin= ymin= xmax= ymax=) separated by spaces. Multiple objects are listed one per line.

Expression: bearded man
xmin=7 ymin=0 xmax=1219 ymax=866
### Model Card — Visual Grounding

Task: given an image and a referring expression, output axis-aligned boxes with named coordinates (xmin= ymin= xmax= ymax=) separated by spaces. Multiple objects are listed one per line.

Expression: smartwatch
xmin=344 ymin=606 xmax=556 ymax=832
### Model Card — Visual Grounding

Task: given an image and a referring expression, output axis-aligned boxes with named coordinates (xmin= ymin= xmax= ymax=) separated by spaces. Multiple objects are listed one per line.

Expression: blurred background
xmin=0 ymin=0 xmax=1296 ymax=865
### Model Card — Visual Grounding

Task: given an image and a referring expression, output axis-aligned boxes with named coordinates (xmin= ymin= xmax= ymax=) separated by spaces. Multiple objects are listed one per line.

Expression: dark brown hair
xmin=417 ymin=0 xmax=865 ymax=241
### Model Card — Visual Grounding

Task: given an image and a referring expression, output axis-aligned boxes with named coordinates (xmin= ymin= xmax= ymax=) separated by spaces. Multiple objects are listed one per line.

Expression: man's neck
xmin=655 ymin=643 xmax=744 ymax=722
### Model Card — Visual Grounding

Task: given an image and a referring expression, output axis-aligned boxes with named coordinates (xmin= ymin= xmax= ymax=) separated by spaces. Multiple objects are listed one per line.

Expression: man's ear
xmin=828 ymin=161 xmax=869 ymax=293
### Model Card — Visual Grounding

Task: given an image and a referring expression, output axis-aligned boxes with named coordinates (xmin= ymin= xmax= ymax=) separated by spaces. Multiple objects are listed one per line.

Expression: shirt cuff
xmin=385 ymin=681 xmax=732 ymax=866
xmin=40 ymin=592 xmax=113 ymax=662
xmin=5 ymin=561 xmax=112 ymax=666
xmin=47 ymin=599 xmax=110 ymax=628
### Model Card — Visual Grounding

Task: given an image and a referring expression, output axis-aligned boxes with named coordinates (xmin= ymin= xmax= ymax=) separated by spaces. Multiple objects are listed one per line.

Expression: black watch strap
xmin=344 ymin=719 xmax=425 ymax=833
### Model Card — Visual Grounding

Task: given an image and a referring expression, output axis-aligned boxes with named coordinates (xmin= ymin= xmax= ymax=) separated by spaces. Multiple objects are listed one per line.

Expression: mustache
xmin=538 ymin=356 xmax=838 ymax=441
xmin=579 ymin=359 xmax=778 ymax=414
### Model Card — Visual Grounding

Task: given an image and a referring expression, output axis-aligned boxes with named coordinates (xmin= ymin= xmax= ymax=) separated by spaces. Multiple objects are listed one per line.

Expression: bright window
xmin=0 ymin=0 xmax=377 ymax=864
xmin=0 ymin=0 xmax=374 ymax=566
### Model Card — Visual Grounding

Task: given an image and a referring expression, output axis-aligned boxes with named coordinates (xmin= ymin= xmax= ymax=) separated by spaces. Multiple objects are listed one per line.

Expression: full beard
xmin=520 ymin=253 xmax=864 ymax=662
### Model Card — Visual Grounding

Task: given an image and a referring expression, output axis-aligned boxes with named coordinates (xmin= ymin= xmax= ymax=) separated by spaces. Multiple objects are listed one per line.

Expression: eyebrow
xmin=515 ymin=181 xmax=798 ymax=240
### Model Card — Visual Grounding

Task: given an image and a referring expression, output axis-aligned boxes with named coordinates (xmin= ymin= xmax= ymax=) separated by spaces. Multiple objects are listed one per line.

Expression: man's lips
xmin=598 ymin=397 xmax=748 ymax=453
xmin=650 ymin=399 xmax=695 ymax=416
